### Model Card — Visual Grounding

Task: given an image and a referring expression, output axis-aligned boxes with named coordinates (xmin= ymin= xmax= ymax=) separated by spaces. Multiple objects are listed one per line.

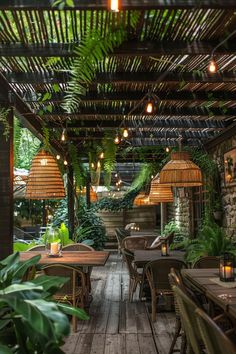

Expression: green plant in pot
xmin=213 ymin=196 xmax=224 ymax=221
xmin=0 ymin=252 xmax=88 ymax=353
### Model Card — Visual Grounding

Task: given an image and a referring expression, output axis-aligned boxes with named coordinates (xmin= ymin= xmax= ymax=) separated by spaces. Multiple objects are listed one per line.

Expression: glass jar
xmin=45 ymin=227 xmax=62 ymax=257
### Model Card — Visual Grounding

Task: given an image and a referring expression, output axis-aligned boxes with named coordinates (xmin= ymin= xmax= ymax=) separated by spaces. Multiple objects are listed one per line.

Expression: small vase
xmin=45 ymin=227 xmax=62 ymax=257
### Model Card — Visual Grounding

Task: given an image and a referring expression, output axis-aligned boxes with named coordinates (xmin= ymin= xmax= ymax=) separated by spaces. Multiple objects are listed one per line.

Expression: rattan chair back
xmin=27 ymin=245 xmax=45 ymax=251
xmin=195 ymin=308 xmax=236 ymax=354
xmin=193 ymin=256 xmax=220 ymax=269
xmin=173 ymin=285 xmax=202 ymax=354
xmin=122 ymin=236 xmax=148 ymax=250
xmin=122 ymin=248 xmax=142 ymax=301
xmin=62 ymin=243 xmax=94 ymax=251
xmin=42 ymin=264 xmax=87 ymax=332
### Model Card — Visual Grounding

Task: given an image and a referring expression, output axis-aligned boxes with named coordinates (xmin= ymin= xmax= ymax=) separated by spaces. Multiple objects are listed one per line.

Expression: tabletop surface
xmin=182 ymin=268 xmax=236 ymax=314
xmin=20 ymin=251 xmax=110 ymax=267
xmin=134 ymin=250 xmax=185 ymax=264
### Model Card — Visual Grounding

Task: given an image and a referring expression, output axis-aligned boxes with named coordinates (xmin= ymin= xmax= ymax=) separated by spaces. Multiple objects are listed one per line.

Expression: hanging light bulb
xmin=123 ymin=128 xmax=129 ymax=138
xmin=115 ymin=173 xmax=118 ymax=178
xmin=91 ymin=162 xmax=95 ymax=169
xmin=145 ymin=100 xmax=154 ymax=114
xmin=56 ymin=154 xmax=61 ymax=160
xmin=97 ymin=161 xmax=101 ymax=168
xmin=114 ymin=134 xmax=120 ymax=144
xmin=99 ymin=152 xmax=104 ymax=159
xmin=64 ymin=159 xmax=68 ymax=166
xmin=165 ymin=147 xmax=170 ymax=153
xmin=110 ymin=0 xmax=119 ymax=12
xmin=208 ymin=57 xmax=218 ymax=73
xmin=118 ymin=179 xmax=122 ymax=184
xmin=61 ymin=129 xmax=66 ymax=142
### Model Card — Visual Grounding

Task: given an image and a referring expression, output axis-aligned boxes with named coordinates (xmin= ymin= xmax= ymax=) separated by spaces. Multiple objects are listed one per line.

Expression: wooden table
xmin=182 ymin=269 xmax=236 ymax=316
xmin=20 ymin=251 xmax=110 ymax=267
xmin=134 ymin=250 xmax=185 ymax=267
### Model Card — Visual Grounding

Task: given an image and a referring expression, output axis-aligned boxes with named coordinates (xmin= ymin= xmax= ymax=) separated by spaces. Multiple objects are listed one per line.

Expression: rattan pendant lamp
xmin=160 ymin=151 xmax=202 ymax=187
xmin=149 ymin=175 xmax=174 ymax=203
xmin=133 ymin=192 xmax=155 ymax=206
xmin=25 ymin=149 xmax=65 ymax=199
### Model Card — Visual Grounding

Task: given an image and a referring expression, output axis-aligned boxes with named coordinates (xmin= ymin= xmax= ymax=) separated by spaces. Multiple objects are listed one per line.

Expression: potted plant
xmin=0 ymin=252 xmax=88 ymax=353
xmin=213 ymin=197 xmax=224 ymax=221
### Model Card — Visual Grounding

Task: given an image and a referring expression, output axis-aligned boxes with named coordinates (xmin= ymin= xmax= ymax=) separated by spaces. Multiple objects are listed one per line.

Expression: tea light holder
xmin=161 ymin=240 xmax=169 ymax=256
xmin=219 ymin=253 xmax=234 ymax=282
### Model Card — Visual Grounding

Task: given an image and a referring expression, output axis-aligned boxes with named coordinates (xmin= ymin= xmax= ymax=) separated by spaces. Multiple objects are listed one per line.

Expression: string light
xmin=123 ymin=128 xmax=129 ymax=138
xmin=145 ymin=101 xmax=154 ymax=114
xmin=110 ymin=0 xmax=119 ymax=12
xmin=64 ymin=160 xmax=68 ymax=166
xmin=97 ymin=161 xmax=101 ymax=168
xmin=56 ymin=154 xmax=60 ymax=160
xmin=61 ymin=129 xmax=66 ymax=142
xmin=165 ymin=147 xmax=170 ymax=153
xmin=208 ymin=57 xmax=218 ymax=73
xmin=99 ymin=152 xmax=104 ymax=159
xmin=91 ymin=162 xmax=95 ymax=169
xmin=114 ymin=134 xmax=120 ymax=144
xmin=115 ymin=173 xmax=118 ymax=178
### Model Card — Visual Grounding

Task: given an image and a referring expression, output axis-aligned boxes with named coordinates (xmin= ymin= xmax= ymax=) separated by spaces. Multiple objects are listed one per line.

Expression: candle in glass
xmin=161 ymin=242 xmax=168 ymax=256
xmin=50 ymin=242 xmax=59 ymax=256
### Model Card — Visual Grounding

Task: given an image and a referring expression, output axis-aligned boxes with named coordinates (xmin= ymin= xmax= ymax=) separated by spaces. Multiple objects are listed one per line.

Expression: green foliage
xmin=0 ymin=252 xmax=88 ymax=353
xmin=184 ymin=218 xmax=236 ymax=264
xmin=42 ymin=127 xmax=50 ymax=151
xmin=63 ymin=28 xmax=126 ymax=113
xmin=13 ymin=242 xmax=38 ymax=252
xmin=52 ymin=0 xmax=74 ymax=9
xmin=68 ymin=143 xmax=87 ymax=187
xmin=13 ymin=118 xmax=22 ymax=167
xmin=129 ymin=163 xmax=153 ymax=191
xmin=94 ymin=188 xmax=139 ymax=212
xmin=58 ymin=223 xmax=74 ymax=246
xmin=52 ymin=199 xmax=68 ymax=228
xmin=0 ymin=107 xmax=11 ymax=140
xmin=102 ymin=133 xmax=117 ymax=187
xmin=162 ymin=220 xmax=184 ymax=244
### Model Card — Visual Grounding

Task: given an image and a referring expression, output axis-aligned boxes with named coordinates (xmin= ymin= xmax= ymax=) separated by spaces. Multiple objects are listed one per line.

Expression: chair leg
xmin=168 ymin=318 xmax=181 ymax=354
xmin=180 ymin=333 xmax=187 ymax=354
xmin=151 ymin=290 xmax=157 ymax=322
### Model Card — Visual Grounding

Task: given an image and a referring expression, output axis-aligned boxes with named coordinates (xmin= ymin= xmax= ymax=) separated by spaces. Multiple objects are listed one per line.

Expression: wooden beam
xmin=0 ymin=107 xmax=13 ymax=259
xmin=1 ymin=0 xmax=235 ymax=10
xmin=25 ymin=90 xmax=236 ymax=103
xmin=6 ymin=71 xmax=236 ymax=84
xmin=205 ymin=122 xmax=236 ymax=151
xmin=1 ymin=40 xmax=235 ymax=57
xmin=41 ymin=105 xmax=236 ymax=117
xmin=48 ymin=119 xmax=225 ymax=129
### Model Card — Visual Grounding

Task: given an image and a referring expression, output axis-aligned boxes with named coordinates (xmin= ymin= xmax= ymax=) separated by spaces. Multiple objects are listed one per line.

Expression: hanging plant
xmin=0 ymin=106 xmax=11 ymax=140
xmin=102 ymin=132 xmax=117 ymax=187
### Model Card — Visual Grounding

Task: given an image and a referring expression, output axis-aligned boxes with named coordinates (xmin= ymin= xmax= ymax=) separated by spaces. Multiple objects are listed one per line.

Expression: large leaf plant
xmin=0 ymin=252 xmax=88 ymax=353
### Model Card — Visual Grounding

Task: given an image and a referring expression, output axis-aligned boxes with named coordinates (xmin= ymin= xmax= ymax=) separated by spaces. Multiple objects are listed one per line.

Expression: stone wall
xmin=208 ymin=134 xmax=236 ymax=238
xmin=168 ymin=194 xmax=191 ymax=237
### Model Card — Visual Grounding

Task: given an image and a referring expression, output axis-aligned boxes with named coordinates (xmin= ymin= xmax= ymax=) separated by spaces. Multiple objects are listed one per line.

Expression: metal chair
xmin=42 ymin=264 xmax=88 ymax=332
xmin=62 ymin=243 xmax=94 ymax=251
xmin=145 ymin=259 xmax=187 ymax=322
xmin=195 ymin=308 xmax=236 ymax=354
xmin=193 ymin=256 xmax=220 ymax=269
xmin=122 ymin=236 xmax=148 ymax=250
xmin=122 ymin=249 xmax=143 ymax=302
xmin=27 ymin=245 xmax=45 ymax=251
xmin=173 ymin=285 xmax=203 ymax=354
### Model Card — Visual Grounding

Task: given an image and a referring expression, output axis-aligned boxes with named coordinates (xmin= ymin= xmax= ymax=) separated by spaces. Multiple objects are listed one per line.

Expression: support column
xmin=86 ymin=174 xmax=91 ymax=209
xmin=42 ymin=200 xmax=47 ymax=227
xmin=67 ymin=166 xmax=75 ymax=238
xmin=160 ymin=202 xmax=167 ymax=233
xmin=0 ymin=107 xmax=13 ymax=259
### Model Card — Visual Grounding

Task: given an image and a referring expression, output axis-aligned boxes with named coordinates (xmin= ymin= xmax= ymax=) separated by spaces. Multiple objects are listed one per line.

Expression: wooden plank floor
xmin=62 ymin=253 xmax=179 ymax=354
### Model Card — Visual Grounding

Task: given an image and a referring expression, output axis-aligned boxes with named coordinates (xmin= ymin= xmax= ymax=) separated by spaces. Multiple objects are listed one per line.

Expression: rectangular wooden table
xmin=134 ymin=250 xmax=185 ymax=267
xmin=20 ymin=251 xmax=110 ymax=267
xmin=182 ymin=269 xmax=236 ymax=316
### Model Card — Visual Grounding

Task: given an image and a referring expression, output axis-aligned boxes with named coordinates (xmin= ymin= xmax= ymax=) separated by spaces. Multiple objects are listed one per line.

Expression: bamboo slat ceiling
xmin=1 ymin=1 xmax=236 ymax=150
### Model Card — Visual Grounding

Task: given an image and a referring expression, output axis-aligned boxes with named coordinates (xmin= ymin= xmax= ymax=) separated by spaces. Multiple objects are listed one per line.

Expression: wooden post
xmin=160 ymin=202 xmax=167 ymax=233
xmin=67 ymin=166 xmax=75 ymax=238
xmin=86 ymin=173 xmax=91 ymax=209
xmin=42 ymin=200 xmax=47 ymax=227
xmin=0 ymin=107 xmax=13 ymax=259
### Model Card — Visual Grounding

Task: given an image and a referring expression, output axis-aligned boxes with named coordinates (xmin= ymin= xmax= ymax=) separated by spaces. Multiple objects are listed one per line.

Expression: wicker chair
xmin=193 ymin=256 xmax=220 ymax=269
xmin=168 ymin=268 xmax=187 ymax=354
xmin=115 ymin=228 xmax=125 ymax=255
xmin=145 ymin=259 xmax=187 ymax=322
xmin=62 ymin=243 xmax=94 ymax=252
xmin=122 ymin=236 xmax=148 ymax=251
xmin=62 ymin=243 xmax=94 ymax=291
xmin=195 ymin=308 xmax=236 ymax=354
xmin=173 ymin=285 xmax=203 ymax=354
xmin=27 ymin=245 xmax=45 ymax=251
xmin=42 ymin=264 xmax=87 ymax=332
xmin=122 ymin=249 xmax=143 ymax=301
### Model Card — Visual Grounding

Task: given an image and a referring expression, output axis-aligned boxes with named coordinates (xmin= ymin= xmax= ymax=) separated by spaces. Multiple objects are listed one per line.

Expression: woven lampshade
xmin=133 ymin=192 xmax=156 ymax=206
xmin=149 ymin=176 xmax=174 ymax=203
xmin=25 ymin=150 xmax=65 ymax=199
xmin=159 ymin=151 xmax=202 ymax=187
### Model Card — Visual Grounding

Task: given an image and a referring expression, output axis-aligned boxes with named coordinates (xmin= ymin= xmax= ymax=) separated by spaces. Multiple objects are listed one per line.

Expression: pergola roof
xmin=1 ymin=0 xmax=236 ymax=155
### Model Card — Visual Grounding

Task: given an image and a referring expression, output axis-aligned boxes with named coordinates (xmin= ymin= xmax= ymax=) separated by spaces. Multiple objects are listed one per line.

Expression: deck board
xmin=62 ymin=253 xmax=178 ymax=354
